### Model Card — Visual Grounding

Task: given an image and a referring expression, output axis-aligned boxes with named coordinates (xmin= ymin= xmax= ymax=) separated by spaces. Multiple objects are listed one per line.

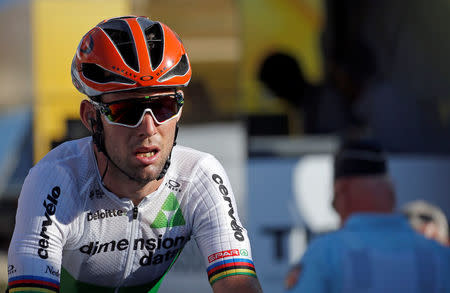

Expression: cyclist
xmin=7 ymin=16 xmax=262 ymax=293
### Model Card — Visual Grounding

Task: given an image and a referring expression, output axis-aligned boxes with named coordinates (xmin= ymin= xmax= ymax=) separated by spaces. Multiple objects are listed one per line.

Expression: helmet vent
xmin=82 ymin=63 xmax=135 ymax=84
xmin=158 ymin=54 xmax=189 ymax=82
xmin=142 ymin=22 xmax=164 ymax=70
xmin=99 ymin=19 xmax=139 ymax=72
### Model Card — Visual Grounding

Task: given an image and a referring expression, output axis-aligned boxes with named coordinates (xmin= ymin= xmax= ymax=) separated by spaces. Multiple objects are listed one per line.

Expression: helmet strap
xmin=156 ymin=123 xmax=179 ymax=180
xmin=92 ymin=110 xmax=107 ymax=154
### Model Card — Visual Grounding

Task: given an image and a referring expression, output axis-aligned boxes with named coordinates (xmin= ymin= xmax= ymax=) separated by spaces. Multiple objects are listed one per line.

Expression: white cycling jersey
xmin=7 ymin=137 xmax=255 ymax=292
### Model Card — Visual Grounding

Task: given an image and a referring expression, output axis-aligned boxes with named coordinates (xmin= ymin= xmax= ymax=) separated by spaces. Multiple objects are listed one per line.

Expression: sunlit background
xmin=0 ymin=0 xmax=449 ymax=292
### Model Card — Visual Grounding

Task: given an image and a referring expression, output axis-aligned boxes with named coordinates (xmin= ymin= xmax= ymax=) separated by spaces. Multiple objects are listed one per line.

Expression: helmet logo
xmin=80 ymin=34 xmax=94 ymax=54
xmin=111 ymin=66 xmax=137 ymax=79
xmin=140 ymin=75 xmax=154 ymax=81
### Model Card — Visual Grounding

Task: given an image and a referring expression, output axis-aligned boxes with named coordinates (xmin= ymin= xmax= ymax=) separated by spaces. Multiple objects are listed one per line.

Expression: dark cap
xmin=334 ymin=139 xmax=387 ymax=180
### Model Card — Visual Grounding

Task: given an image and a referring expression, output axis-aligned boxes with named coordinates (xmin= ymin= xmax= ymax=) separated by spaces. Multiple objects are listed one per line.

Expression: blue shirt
xmin=289 ymin=213 xmax=450 ymax=293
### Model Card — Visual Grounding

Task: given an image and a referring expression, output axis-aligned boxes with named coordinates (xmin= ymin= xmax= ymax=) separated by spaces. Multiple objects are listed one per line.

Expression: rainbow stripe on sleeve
xmin=207 ymin=258 xmax=257 ymax=285
xmin=8 ymin=275 xmax=60 ymax=293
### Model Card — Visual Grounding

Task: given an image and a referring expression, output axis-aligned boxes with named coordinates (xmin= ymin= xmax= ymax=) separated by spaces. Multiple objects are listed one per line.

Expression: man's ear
xmin=333 ymin=179 xmax=349 ymax=217
xmin=80 ymin=100 xmax=97 ymax=132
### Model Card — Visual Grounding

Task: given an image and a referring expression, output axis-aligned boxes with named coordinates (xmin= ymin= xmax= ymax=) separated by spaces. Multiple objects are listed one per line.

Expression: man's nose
xmin=138 ymin=111 xmax=157 ymax=136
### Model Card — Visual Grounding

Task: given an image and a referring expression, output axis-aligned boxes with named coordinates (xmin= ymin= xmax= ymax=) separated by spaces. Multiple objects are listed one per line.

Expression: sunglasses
xmin=91 ymin=91 xmax=184 ymax=128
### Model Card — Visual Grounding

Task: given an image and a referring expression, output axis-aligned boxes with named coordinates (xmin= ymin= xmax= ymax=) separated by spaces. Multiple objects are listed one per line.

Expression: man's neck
xmin=105 ymin=175 xmax=162 ymax=206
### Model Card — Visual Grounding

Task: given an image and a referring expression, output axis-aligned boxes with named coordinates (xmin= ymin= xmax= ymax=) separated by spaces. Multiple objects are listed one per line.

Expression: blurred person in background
xmin=7 ymin=16 xmax=262 ymax=293
xmin=258 ymin=40 xmax=374 ymax=137
xmin=258 ymin=53 xmax=322 ymax=134
xmin=285 ymin=139 xmax=450 ymax=292
xmin=402 ymin=200 xmax=449 ymax=246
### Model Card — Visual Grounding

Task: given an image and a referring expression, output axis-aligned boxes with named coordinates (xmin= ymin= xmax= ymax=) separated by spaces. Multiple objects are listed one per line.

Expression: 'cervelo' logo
xmin=150 ymin=193 xmax=185 ymax=228
xmin=212 ymin=174 xmax=245 ymax=241
xmin=38 ymin=186 xmax=61 ymax=259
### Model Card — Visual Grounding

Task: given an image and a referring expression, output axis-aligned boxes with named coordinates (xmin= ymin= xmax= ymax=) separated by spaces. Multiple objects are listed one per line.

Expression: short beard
xmin=133 ymin=164 xmax=164 ymax=185
xmin=107 ymin=150 xmax=168 ymax=186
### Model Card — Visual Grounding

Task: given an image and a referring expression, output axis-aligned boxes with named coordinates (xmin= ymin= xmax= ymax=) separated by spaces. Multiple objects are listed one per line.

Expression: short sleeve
xmin=7 ymin=163 xmax=76 ymax=292
xmin=188 ymin=155 xmax=257 ymax=286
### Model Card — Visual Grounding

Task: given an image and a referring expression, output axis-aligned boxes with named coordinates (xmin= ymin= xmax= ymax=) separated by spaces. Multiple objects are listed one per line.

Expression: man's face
xmin=99 ymin=88 xmax=181 ymax=184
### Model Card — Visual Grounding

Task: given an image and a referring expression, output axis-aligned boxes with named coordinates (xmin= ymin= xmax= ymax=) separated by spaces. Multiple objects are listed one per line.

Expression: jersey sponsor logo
xmin=150 ymin=193 xmax=185 ymax=228
xmin=78 ymin=235 xmax=189 ymax=267
xmin=8 ymin=265 xmax=16 ymax=275
xmin=86 ymin=209 xmax=126 ymax=221
xmin=139 ymin=248 xmax=181 ymax=267
xmin=165 ymin=179 xmax=182 ymax=192
xmin=212 ymin=174 xmax=245 ymax=241
xmin=38 ymin=186 xmax=61 ymax=259
xmin=79 ymin=234 xmax=187 ymax=256
xmin=89 ymin=188 xmax=104 ymax=200
xmin=45 ymin=265 xmax=60 ymax=278
xmin=208 ymin=249 xmax=240 ymax=263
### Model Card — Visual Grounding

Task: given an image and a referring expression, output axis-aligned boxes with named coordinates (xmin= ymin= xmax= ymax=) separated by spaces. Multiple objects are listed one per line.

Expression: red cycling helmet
xmin=71 ymin=16 xmax=191 ymax=97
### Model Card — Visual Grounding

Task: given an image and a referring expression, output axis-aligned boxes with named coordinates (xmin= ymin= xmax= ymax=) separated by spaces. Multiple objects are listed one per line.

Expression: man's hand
xmin=284 ymin=264 xmax=302 ymax=290
xmin=212 ymin=275 xmax=263 ymax=293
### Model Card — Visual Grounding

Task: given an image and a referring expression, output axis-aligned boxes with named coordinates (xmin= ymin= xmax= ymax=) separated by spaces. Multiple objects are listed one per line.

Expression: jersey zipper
xmin=132 ymin=206 xmax=138 ymax=219
xmin=115 ymin=205 xmax=139 ymax=292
